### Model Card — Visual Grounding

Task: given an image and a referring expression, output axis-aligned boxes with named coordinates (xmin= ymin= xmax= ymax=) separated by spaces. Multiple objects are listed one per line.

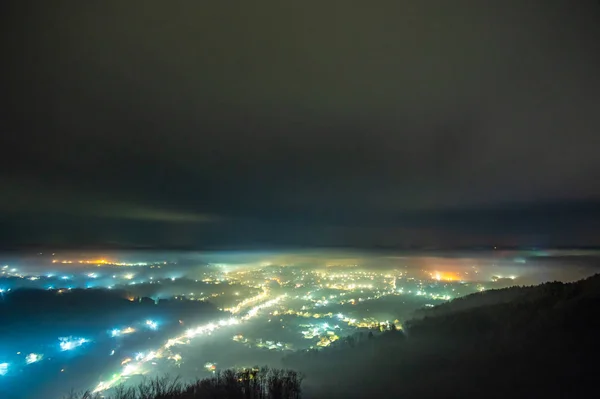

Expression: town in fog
xmin=1 ymin=249 xmax=598 ymax=398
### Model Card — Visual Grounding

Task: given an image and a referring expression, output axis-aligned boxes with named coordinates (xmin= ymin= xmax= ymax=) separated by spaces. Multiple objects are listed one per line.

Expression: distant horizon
xmin=2 ymin=244 xmax=600 ymax=253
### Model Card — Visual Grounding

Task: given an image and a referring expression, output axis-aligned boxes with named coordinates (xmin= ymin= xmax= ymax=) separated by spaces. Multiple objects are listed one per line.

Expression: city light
xmin=1 ymin=252 xmax=525 ymax=397
xmin=93 ymin=294 xmax=285 ymax=393
xmin=110 ymin=327 xmax=135 ymax=337
xmin=59 ymin=337 xmax=90 ymax=351
xmin=205 ymin=362 xmax=217 ymax=372
xmin=145 ymin=320 xmax=158 ymax=330
xmin=122 ymin=363 xmax=140 ymax=376
xmin=25 ymin=353 xmax=43 ymax=364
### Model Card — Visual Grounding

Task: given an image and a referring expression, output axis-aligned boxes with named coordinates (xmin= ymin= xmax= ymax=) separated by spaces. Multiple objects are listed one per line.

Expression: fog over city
xmin=1 ymin=249 xmax=598 ymax=398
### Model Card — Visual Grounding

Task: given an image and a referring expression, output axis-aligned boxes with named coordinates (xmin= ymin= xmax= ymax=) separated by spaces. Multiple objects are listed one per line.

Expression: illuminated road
xmin=92 ymin=292 xmax=285 ymax=393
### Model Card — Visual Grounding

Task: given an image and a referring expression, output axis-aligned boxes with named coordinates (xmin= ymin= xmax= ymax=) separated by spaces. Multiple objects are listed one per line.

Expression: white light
xmin=0 ymin=363 xmax=8 ymax=376
xmin=145 ymin=320 xmax=158 ymax=330
xmin=59 ymin=337 xmax=89 ymax=351
xmin=26 ymin=353 xmax=42 ymax=364
xmin=186 ymin=329 xmax=197 ymax=338
xmin=122 ymin=363 xmax=139 ymax=376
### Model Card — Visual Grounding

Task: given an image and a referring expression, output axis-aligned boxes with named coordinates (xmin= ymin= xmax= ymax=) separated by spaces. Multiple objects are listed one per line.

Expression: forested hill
xmin=285 ymin=274 xmax=600 ymax=398
xmin=411 ymin=273 xmax=600 ymax=322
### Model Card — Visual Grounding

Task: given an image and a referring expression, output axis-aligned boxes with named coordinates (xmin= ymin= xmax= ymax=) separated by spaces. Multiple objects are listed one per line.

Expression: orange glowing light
xmin=431 ymin=271 xmax=459 ymax=281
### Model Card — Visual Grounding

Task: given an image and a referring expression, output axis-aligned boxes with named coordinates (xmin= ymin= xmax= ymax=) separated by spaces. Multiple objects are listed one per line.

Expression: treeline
xmin=406 ymin=273 xmax=600 ymax=338
xmin=66 ymin=367 xmax=302 ymax=399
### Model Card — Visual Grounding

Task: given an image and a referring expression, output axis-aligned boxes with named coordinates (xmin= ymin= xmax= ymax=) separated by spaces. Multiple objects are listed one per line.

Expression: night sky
xmin=1 ymin=1 xmax=599 ymax=249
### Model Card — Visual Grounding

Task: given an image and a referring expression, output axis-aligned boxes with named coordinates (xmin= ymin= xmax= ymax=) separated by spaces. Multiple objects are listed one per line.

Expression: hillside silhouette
xmin=283 ymin=274 xmax=600 ymax=398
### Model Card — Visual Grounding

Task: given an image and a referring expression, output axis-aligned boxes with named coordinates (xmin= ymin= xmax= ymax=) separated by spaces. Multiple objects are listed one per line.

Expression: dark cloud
xmin=1 ymin=1 xmax=599 ymax=248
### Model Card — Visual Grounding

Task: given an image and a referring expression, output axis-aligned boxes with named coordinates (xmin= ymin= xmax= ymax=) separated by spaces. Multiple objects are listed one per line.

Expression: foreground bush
xmin=67 ymin=367 xmax=303 ymax=399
